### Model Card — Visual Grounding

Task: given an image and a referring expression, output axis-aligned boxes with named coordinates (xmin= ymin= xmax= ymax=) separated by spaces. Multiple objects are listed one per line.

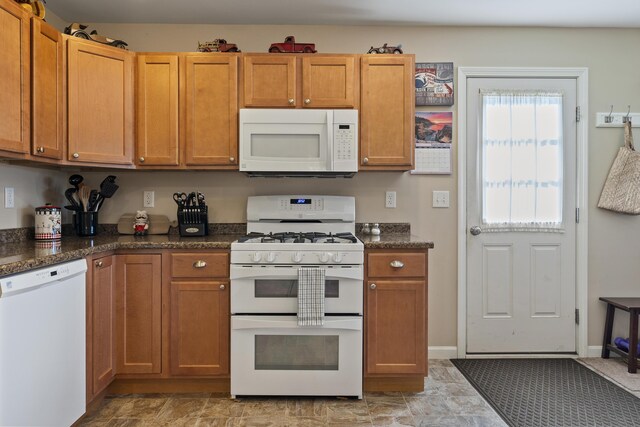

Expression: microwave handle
xmin=327 ymin=110 xmax=334 ymax=171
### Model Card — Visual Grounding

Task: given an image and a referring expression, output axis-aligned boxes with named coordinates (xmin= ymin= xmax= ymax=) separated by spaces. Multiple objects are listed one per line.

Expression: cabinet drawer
xmin=171 ymin=253 xmax=229 ymax=278
xmin=367 ymin=252 xmax=425 ymax=278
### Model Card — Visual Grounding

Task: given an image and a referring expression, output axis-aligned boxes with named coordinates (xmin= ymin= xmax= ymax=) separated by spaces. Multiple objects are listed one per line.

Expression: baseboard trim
xmin=588 ymin=345 xmax=604 ymax=357
xmin=428 ymin=346 xmax=458 ymax=359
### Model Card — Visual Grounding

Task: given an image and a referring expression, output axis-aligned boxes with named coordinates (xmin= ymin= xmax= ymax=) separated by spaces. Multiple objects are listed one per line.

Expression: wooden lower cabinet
xmin=169 ymin=280 xmax=229 ymax=375
xmin=364 ymin=249 xmax=428 ymax=391
xmin=87 ymin=254 xmax=116 ymax=402
xmin=115 ymin=254 xmax=162 ymax=374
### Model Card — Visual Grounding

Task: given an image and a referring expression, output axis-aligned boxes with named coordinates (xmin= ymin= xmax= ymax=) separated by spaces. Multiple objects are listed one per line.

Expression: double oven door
xmin=230 ymin=263 xmax=363 ymax=398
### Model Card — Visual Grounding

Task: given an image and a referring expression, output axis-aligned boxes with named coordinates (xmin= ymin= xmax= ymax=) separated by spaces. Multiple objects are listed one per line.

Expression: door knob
xmin=219 ymin=284 xmax=226 ymax=290
xmin=370 ymin=283 xmax=376 ymax=290
xmin=304 ymin=98 xmax=311 ymax=105
xmin=288 ymin=98 xmax=295 ymax=105
xmin=139 ymin=157 xmax=145 ymax=162
xmin=363 ymin=157 xmax=369 ymax=164
xmin=469 ymin=226 xmax=482 ymax=236
xmin=72 ymin=153 xmax=79 ymax=158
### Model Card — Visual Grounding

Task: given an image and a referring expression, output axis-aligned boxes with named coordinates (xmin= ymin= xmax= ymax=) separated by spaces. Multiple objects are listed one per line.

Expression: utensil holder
xmin=74 ymin=212 xmax=99 ymax=237
xmin=177 ymin=205 xmax=208 ymax=237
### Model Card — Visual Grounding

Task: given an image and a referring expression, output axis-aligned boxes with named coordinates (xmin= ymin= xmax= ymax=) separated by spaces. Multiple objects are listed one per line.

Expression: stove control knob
xmin=292 ymin=252 xmax=303 ymax=263
xmin=266 ymin=252 xmax=277 ymax=263
xmin=332 ymin=252 xmax=344 ymax=263
xmin=319 ymin=252 xmax=330 ymax=263
xmin=251 ymin=252 xmax=262 ymax=262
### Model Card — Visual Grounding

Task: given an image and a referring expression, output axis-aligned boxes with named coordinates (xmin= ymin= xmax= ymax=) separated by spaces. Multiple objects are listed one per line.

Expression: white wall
xmin=6 ymin=14 xmax=640 ymax=348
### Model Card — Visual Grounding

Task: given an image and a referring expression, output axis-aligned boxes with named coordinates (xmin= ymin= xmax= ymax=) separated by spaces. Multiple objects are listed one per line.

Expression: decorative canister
xmin=35 ymin=203 xmax=62 ymax=240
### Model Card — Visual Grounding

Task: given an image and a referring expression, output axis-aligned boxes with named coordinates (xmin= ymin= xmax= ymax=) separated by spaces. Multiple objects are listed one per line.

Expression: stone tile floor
xmin=78 ymin=360 xmax=506 ymax=427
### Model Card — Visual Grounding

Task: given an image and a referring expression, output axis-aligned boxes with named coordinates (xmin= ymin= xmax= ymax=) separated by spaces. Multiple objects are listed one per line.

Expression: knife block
xmin=177 ymin=205 xmax=208 ymax=237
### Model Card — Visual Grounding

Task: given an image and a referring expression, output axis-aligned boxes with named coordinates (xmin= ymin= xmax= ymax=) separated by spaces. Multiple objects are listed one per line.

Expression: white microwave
xmin=239 ymin=109 xmax=358 ymax=177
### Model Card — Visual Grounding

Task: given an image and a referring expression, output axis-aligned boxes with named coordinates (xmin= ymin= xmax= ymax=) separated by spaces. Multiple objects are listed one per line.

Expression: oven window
xmin=254 ymin=279 xmax=339 ymax=298
xmin=251 ymin=134 xmax=320 ymax=158
xmin=255 ymin=335 xmax=339 ymax=370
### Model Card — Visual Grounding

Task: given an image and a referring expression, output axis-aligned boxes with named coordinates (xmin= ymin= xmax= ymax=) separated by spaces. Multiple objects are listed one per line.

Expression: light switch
xmin=432 ymin=191 xmax=449 ymax=208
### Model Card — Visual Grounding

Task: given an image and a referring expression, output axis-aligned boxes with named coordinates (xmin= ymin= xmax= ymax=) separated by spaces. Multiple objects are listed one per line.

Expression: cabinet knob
xmin=193 ymin=260 xmax=207 ymax=268
xmin=229 ymin=156 xmax=235 ymax=162
xmin=390 ymin=260 xmax=405 ymax=268
xmin=72 ymin=152 xmax=79 ymax=159
xmin=288 ymin=98 xmax=295 ymax=105
xmin=219 ymin=284 xmax=226 ymax=290
xmin=370 ymin=283 xmax=377 ymax=290
xmin=139 ymin=157 xmax=145 ymax=162
xmin=37 ymin=146 xmax=45 ymax=153
xmin=95 ymin=261 xmax=103 ymax=268
xmin=363 ymin=157 xmax=369 ymax=164
xmin=304 ymin=98 xmax=311 ymax=105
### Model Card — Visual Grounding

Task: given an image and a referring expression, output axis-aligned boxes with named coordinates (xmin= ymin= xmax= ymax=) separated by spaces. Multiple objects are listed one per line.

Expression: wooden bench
xmin=600 ymin=297 xmax=640 ymax=373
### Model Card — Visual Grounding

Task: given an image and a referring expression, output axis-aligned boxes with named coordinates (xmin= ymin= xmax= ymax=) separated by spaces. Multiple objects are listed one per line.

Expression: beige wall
xmin=5 ymin=17 xmax=640 ymax=348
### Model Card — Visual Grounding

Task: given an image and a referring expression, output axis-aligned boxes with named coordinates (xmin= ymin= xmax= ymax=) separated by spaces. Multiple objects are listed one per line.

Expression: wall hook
xmin=605 ymin=105 xmax=614 ymax=123
xmin=623 ymin=105 xmax=632 ymax=124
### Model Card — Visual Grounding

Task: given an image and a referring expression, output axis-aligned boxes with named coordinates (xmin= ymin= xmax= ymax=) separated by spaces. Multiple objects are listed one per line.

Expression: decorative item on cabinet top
xmin=13 ymin=0 xmax=45 ymax=18
xmin=269 ymin=36 xmax=316 ymax=53
xmin=197 ymin=39 xmax=240 ymax=52
xmin=367 ymin=43 xmax=403 ymax=54
xmin=64 ymin=23 xmax=128 ymax=49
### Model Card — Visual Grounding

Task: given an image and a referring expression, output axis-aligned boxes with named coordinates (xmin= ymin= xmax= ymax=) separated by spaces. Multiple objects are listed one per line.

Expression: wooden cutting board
xmin=117 ymin=213 xmax=173 ymax=235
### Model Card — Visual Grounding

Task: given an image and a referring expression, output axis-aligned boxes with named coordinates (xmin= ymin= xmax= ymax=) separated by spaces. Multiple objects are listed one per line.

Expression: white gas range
xmin=230 ymin=195 xmax=363 ymax=398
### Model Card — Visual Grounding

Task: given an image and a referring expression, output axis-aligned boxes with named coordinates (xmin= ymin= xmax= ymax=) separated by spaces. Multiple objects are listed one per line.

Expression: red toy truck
xmin=269 ymin=36 xmax=317 ymax=53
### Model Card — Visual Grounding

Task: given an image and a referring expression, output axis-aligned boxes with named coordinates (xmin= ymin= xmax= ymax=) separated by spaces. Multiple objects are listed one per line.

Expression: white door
xmin=466 ymin=78 xmax=577 ymax=353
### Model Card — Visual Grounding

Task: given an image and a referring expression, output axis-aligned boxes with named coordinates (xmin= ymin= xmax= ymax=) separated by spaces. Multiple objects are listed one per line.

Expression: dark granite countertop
xmin=0 ymin=230 xmax=434 ymax=278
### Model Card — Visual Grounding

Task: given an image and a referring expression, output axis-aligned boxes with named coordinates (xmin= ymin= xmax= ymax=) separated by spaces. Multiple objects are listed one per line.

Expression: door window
xmin=254 ymin=335 xmax=339 ymax=370
xmin=254 ymin=279 xmax=339 ymax=298
xmin=481 ymin=90 xmax=564 ymax=232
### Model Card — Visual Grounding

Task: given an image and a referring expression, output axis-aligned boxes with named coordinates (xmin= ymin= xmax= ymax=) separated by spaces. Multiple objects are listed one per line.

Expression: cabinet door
xmin=115 ymin=254 xmax=162 ymax=374
xmin=366 ymin=279 xmax=425 ymax=375
xmin=136 ymin=54 xmax=179 ymax=166
xmin=67 ymin=38 xmax=134 ymax=164
xmin=184 ymin=54 xmax=238 ymax=166
xmin=360 ymin=56 xmax=414 ymax=169
xmin=0 ymin=1 xmax=29 ymax=154
xmin=170 ymin=281 xmax=229 ymax=376
xmin=31 ymin=18 xmax=63 ymax=159
xmin=243 ymin=55 xmax=296 ymax=107
xmin=302 ymin=56 xmax=357 ymax=108
xmin=91 ymin=255 xmax=116 ymax=397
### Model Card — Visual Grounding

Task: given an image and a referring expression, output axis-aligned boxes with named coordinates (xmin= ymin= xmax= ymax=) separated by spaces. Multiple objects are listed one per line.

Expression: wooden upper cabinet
xmin=243 ymin=54 xmax=358 ymax=109
xmin=0 ymin=0 xmax=30 ymax=154
xmin=31 ymin=18 xmax=63 ymax=160
xmin=115 ymin=254 xmax=162 ymax=375
xmin=67 ymin=38 xmax=134 ymax=165
xmin=136 ymin=54 xmax=179 ymax=166
xmin=184 ymin=54 xmax=238 ymax=166
xmin=301 ymin=56 xmax=357 ymax=108
xmin=243 ymin=54 xmax=296 ymax=107
xmin=360 ymin=55 xmax=414 ymax=170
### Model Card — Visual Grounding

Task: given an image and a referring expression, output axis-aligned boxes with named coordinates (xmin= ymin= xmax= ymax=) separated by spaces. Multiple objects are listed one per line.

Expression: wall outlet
xmin=143 ymin=191 xmax=155 ymax=208
xmin=385 ymin=191 xmax=396 ymax=208
xmin=432 ymin=190 xmax=450 ymax=208
xmin=4 ymin=187 xmax=14 ymax=208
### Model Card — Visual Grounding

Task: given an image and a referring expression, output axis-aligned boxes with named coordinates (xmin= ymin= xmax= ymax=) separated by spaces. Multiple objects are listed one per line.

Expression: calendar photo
xmin=412 ymin=112 xmax=453 ymax=175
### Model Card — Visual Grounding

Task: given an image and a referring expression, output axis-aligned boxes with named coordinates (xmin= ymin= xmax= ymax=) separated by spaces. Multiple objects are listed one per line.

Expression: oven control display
xmin=279 ymin=198 xmax=324 ymax=210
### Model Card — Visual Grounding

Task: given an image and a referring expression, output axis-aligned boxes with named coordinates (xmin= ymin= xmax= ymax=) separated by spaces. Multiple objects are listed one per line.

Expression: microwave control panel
xmin=334 ymin=124 xmax=356 ymax=161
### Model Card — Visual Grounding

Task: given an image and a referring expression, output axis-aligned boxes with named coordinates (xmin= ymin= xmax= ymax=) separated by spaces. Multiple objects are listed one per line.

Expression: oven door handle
xmin=231 ymin=316 xmax=362 ymax=331
xmin=230 ymin=265 xmax=363 ymax=281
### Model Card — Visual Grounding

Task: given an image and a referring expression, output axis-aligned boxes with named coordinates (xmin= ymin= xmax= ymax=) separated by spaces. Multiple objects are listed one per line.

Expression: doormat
xmin=451 ymin=358 xmax=640 ymax=427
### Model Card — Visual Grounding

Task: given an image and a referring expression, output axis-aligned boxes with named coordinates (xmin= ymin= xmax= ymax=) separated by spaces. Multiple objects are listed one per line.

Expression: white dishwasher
xmin=0 ymin=259 xmax=87 ymax=427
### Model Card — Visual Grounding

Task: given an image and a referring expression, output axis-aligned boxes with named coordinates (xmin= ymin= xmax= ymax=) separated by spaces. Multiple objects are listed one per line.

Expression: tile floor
xmin=80 ymin=360 xmax=507 ymax=427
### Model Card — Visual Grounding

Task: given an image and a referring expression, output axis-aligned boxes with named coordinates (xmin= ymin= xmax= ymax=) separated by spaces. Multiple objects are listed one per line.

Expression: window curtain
xmin=480 ymin=90 xmax=564 ymax=233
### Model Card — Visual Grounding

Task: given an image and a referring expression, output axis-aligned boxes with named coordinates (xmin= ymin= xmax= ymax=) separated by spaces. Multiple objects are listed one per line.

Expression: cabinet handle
xmin=72 ymin=152 xmax=79 ymax=159
xmin=219 ymin=284 xmax=226 ymax=290
xmin=95 ymin=261 xmax=103 ymax=268
xmin=37 ymin=146 xmax=45 ymax=153
xmin=304 ymin=98 xmax=311 ymax=105
xmin=363 ymin=157 xmax=369 ymax=164
xmin=370 ymin=283 xmax=376 ymax=290
xmin=390 ymin=260 xmax=405 ymax=268
xmin=193 ymin=260 xmax=207 ymax=268
xmin=139 ymin=157 xmax=145 ymax=163
xmin=288 ymin=98 xmax=295 ymax=105
xmin=229 ymin=156 xmax=235 ymax=162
